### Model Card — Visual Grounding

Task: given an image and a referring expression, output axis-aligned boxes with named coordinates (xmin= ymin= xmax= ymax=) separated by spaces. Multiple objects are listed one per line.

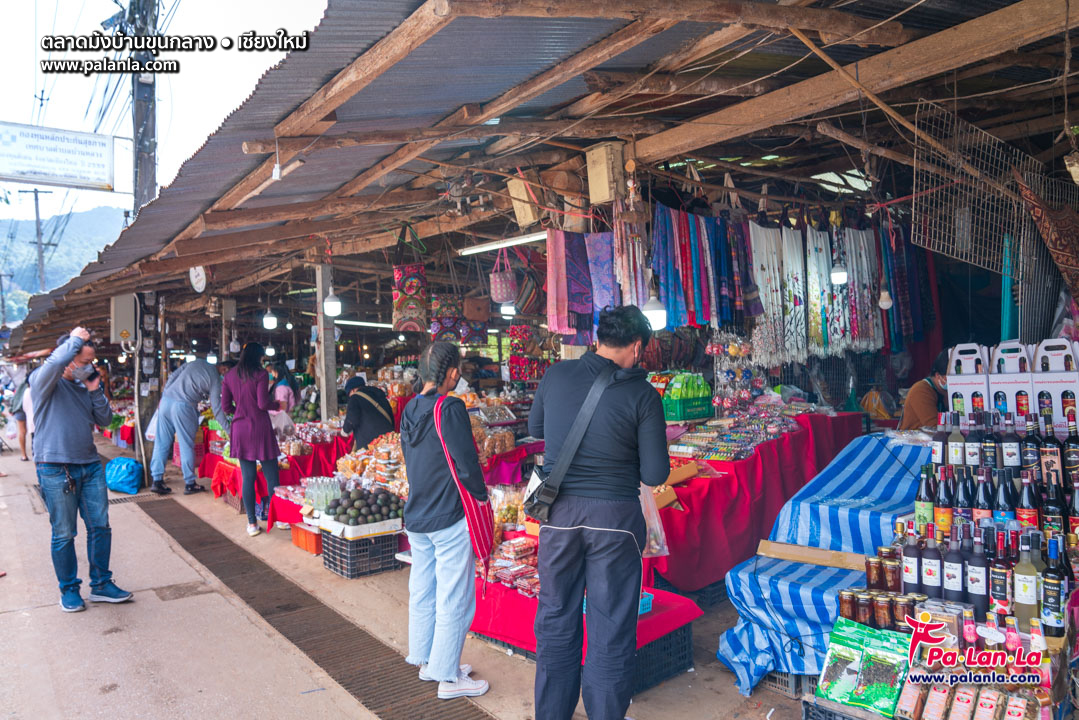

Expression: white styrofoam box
xmin=991 ymin=340 xmax=1033 ymax=374
xmin=1032 ymin=339 xmax=1079 ymax=435
xmin=950 ymin=343 xmax=989 ymax=375
xmin=317 ymin=515 xmax=403 ymax=539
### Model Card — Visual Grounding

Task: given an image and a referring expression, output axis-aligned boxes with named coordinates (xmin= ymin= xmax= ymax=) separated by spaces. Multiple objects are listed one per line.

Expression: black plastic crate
xmin=474 ymin=623 xmax=694 ymax=696
xmin=652 ymin=574 xmax=728 ymax=608
xmin=759 ymin=670 xmax=800 ymax=700
xmin=322 ymin=532 xmax=401 ymax=579
xmin=802 ymin=698 xmax=870 ymax=720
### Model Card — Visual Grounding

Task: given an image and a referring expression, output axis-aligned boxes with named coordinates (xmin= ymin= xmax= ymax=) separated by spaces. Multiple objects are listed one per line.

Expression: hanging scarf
xmin=563 ymin=231 xmax=594 ymax=346
xmin=546 ymin=229 xmax=573 ymax=334
xmin=805 ymin=226 xmax=832 ymax=355
xmin=747 ymin=221 xmax=785 ymax=366
xmin=829 ymin=226 xmax=852 ymax=352
xmin=652 ymin=204 xmax=688 ymax=328
xmin=781 ymin=225 xmax=808 ymax=364
xmin=712 ymin=215 xmax=733 ymax=324
xmin=584 ymin=232 xmax=619 ymax=332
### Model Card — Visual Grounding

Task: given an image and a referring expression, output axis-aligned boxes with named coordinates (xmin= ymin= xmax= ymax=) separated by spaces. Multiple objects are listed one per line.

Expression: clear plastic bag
xmin=639 ymin=482 xmax=670 ymax=558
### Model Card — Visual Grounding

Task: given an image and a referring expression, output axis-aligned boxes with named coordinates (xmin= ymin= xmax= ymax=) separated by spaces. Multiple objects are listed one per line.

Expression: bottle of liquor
xmin=994 ymin=468 xmax=1017 ymax=524
xmin=984 ymin=613 xmax=1002 ymax=653
xmin=953 ymin=393 xmax=966 ymax=415
xmin=994 ymin=391 xmax=1008 ymax=416
xmin=954 ymin=467 xmax=974 ymax=527
xmin=948 ymin=413 xmax=966 ymax=466
xmin=935 ymin=468 xmax=955 ymax=538
xmin=1042 ymin=356 xmax=1051 ymax=372
xmin=943 ymin=525 xmax=966 ymax=603
xmin=931 ymin=413 xmax=948 ymax=465
xmin=1056 ymin=535 xmax=1072 ymax=596
xmin=961 ymin=522 xmax=975 ymax=564
xmin=965 ymin=413 xmax=983 ymax=467
xmin=1067 ymin=534 xmax=1079 ymax=586
xmin=1022 ymin=414 xmax=1043 ymax=476
xmin=990 ymin=531 xmax=1013 ymax=616
xmin=1041 ymin=418 xmax=1064 ymax=493
xmin=972 ymin=391 xmax=985 ymax=412
xmin=975 ymin=357 xmax=984 ymax=374
xmin=1020 ymin=356 xmax=1029 ymax=373
xmin=1043 ymin=469 xmax=1066 ymax=538
xmin=1030 ymin=530 xmax=1047 ymax=603
xmin=1013 ymin=534 xmax=1039 ymax=633
xmin=973 ymin=469 xmax=995 ymax=525
xmin=966 ymin=526 xmax=990 ymax=619
xmin=1018 ymin=471 xmax=1041 ymax=529
xmin=962 ymin=608 xmax=978 ymax=653
xmin=1042 ymin=539 xmax=1067 ymax=638
xmin=1039 ymin=390 xmax=1054 ymax=418
xmin=1029 ymin=619 xmax=1053 ymax=689
xmin=1008 ymin=525 xmax=1022 ymax=565
xmin=892 ymin=519 xmax=907 ymax=550
xmin=921 ymin=523 xmax=943 ymax=599
xmin=1001 ymin=413 xmax=1022 ymax=469
xmin=902 ymin=520 xmax=921 ymax=595
xmin=982 ymin=412 xmax=1001 ymax=469
xmin=1017 ymin=389 xmax=1031 ymax=416
xmin=1064 ymin=414 xmax=1079 ymax=487
xmin=915 ymin=465 xmax=935 ymax=537
xmin=1064 ymin=389 xmax=1077 ymax=419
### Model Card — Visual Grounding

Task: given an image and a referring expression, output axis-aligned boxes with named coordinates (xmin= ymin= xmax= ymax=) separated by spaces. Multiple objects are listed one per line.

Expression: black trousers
xmin=534 ymin=494 xmax=646 ymax=720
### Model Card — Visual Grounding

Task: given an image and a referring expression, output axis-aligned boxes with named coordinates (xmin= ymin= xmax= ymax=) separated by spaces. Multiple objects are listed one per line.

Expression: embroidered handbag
xmin=489 ymin=248 xmax=518 ymax=304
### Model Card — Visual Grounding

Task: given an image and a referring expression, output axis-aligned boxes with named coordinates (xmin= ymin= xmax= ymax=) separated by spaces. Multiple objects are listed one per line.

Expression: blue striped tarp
xmin=770 ymin=435 xmax=930 ymax=555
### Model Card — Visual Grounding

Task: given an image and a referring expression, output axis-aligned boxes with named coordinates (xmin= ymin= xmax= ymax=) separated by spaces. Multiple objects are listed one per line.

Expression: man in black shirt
xmin=342 ymin=376 xmax=395 ymax=451
xmin=529 ymin=306 xmax=669 ymax=720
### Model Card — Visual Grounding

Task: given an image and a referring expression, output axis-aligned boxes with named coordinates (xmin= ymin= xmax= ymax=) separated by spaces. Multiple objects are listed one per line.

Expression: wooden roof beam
xmin=138 ymin=236 xmax=321 ymax=276
xmin=582 ymin=71 xmax=780 ymax=98
xmin=201 ymin=188 xmax=444 ymax=231
xmin=634 ymin=0 xmax=1079 ymax=162
xmin=326 ymin=206 xmax=505 ymax=257
xmin=448 ymin=0 xmax=914 ymax=47
xmin=330 ymin=18 xmax=678 ymax=198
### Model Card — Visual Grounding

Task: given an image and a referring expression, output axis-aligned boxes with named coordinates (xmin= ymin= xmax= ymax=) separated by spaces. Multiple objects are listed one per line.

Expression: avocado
xmin=350 ymin=489 xmax=362 ymax=501
xmin=347 ymin=518 xmax=359 ymax=526
xmin=336 ymin=513 xmax=347 ymax=523
xmin=348 ymin=508 xmax=360 ymax=518
xmin=328 ymin=499 xmax=340 ymax=510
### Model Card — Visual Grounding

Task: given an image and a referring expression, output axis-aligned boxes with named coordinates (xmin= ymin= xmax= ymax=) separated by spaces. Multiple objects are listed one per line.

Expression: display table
xmin=482 ymin=440 xmax=544 ymax=486
xmin=204 ymin=453 xmax=301 ymax=504
xmin=267 ymin=494 xmax=305 ymax=528
xmin=650 ymin=412 xmax=863 ymax=592
xmin=470 ymin=580 xmax=702 ymax=655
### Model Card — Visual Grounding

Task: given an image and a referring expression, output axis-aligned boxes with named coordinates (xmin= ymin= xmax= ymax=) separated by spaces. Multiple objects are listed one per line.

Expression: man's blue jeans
xmin=150 ymin=396 xmax=200 ymax=486
xmin=37 ymin=461 xmax=112 ymax=593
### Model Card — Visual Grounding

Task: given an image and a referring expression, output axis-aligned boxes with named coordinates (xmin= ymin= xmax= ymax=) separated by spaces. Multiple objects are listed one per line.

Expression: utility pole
xmin=0 ymin=272 xmax=12 ymax=326
xmin=131 ymin=0 xmax=158 ymax=216
xmin=17 ymin=189 xmax=55 ymax=292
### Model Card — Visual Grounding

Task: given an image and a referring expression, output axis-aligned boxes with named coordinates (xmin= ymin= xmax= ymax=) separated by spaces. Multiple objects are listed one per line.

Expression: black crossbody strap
xmin=544 ymin=363 xmax=616 ymax=493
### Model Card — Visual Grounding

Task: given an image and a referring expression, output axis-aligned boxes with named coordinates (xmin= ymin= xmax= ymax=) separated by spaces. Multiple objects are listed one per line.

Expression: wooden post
xmin=314 ymin=264 xmax=338 ymax=420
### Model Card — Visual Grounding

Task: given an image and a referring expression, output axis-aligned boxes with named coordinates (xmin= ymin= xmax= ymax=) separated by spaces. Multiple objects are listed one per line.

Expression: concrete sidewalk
xmin=0 ymin=439 xmax=800 ymax=720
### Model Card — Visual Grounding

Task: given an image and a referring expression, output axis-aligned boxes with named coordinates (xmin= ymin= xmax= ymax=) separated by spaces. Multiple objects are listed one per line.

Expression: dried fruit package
xmin=849 ymin=630 xmax=910 ymax=717
xmin=816 ymin=618 xmax=866 ymax=706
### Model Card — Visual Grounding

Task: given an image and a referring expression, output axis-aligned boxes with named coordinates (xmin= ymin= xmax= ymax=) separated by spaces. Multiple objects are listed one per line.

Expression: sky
xmin=0 ymin=0 xmax=329 ymax=222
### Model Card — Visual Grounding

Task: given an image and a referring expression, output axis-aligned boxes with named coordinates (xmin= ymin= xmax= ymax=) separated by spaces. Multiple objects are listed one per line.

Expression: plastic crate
xmin=663 ymin=396 xmax=713 ymax=422
xmin=801 ymin=697 xmax=871 ymax=720
xmin=222 ymin=490 xmax=244 ymax=514
xmin=172 ymin=441 xmax=207 ymax=468
xmin=632 ymin=623 xmax=694 ymax=694
xmin=322 ymin=531 xmax=401 ymax=579
xmin=759 ymin=670 xmax=801 ymax=700
xmin=291 ymin=523 xmax=322 ymax=555
xmin=801 ymin=673 xmax=818 ymax=697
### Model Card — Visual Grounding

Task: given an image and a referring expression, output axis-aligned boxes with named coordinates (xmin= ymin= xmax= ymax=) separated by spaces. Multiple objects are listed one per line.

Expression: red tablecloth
xmin=119 ymin=425 xmax=135 ymax=445
xmin=267 ymin=495 xmax=305 ymax=528
xmin=648 ymin=412 xmax=863 ymax=592
xmin=204 ymin=453 xmax=301 ymax=503
xmin=482 ymin=441 xmax=544 ymax=486
xmin=470 ymin=581 xmax=702 ymax=655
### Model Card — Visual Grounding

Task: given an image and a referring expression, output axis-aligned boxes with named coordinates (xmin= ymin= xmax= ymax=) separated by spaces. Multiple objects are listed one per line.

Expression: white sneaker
xmin=247 ymin=523 xmax=261 ymax=537
xmin=437 ymin=672 xmax=489 ymax=699
xmin=275 ymin=521 xmax=291 ymax=530
xmin=419 ymin=663 xmax=472 ymax=682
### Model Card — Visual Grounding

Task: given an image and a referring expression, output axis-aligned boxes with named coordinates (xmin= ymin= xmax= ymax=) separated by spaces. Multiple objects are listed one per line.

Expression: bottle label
xmin=1002 ymin=442 xmax=1021 ymax=467
xmin=944 ymin=561 xmax=964 ymax=592
xmin=949 ymin=445 xmax=965 ymax=465
xmin=965 ymin=444 xmax=982 ymax=466
xmin=922 ymin=558 xmax=942 ymax=588
xmin=993 ymin=510 xmax=1016 ymax=524
xmin=934 ymin=507 xmax=954 ymax=536
xmin=982 ymin=446 xmax=999 ymax=468
xmin=1069 ymin=516 xmax=1079 ymax=535
xmin=1021 ymin=447 xmax=1040 ymax=469
xmin=914 ymin=501 xmax=934 ymax=533
xmin=1043 ymin=513 xmax=1063 ymax=537
xmin=990 ymin=567 xmax=1012 ymax=613
xmin=1041 ymin=448 xmax=1062 ymax=481
xmin=931 ymin=441 xmax=944 ymax=464
xmin=1017 ymin=508 xmax=1040 ymax=528
xmin=966 ymin=565 xmax=987 ymax=596
xmin=954 ymin=507 xmax=974 ymax=524
xmin=972 ymin=509 xmax=993 ymax=525
xmin=903 ymin=557 xmax=919 ymax=586
xmin=1042 ymin=578 xmax=1065 ymax=628
xmin=1017 ymin=394 xmax=1030 ymax=416
xmin=1015 ymin=572 xmax=1038 ymax=605
xmin=1064 ymin=449 xmax=1079 ymax=477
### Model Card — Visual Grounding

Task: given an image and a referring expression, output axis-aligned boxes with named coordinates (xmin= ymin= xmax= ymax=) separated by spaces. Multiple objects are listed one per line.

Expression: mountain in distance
xmin=0 ymin=205 xmax=127 ymax=324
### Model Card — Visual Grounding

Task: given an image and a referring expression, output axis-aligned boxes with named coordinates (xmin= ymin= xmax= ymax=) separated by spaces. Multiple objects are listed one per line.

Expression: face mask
xmin=70 ymin=363 xmax=95 ymax=382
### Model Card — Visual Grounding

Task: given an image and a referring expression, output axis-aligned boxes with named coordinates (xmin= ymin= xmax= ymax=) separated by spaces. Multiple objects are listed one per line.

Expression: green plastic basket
xmin=663 ymin=396 xmax=713 ymax=422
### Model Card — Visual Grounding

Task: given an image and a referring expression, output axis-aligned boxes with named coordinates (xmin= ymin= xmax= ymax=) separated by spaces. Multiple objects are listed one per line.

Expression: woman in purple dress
xmin=221 ymin=342 xmax=279 ymax=537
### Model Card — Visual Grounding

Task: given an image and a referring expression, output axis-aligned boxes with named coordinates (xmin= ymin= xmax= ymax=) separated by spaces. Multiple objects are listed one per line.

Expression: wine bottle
xmin=1070 ymin=477 xmax=1079 ymax=535
xmin=921 ymin=523 xmax=943 ymax=599
xmin=972 ymin=391 xmax=985 ymax=412
xmin=994 ymin=391 xmax=1008 ymax=415
xmin=973 ymin=468 xmax=995 ymax=525
xmin=1042 ymin=539 xmax=1067 ymax=638
xmin=935 ymin=467 xmax=955 ymax=538
xmin=961 ymin=522 xmax=975 ymax=564
xmin=1043 ymin=469 xmax=1066 ymax=538
xmin=1017 ymin=390 xmax=1031 ymax=416
xmin=966 ymin=526 xmax=990 ymax=619
xmin=1067 ymin=534 xmax=1079 ymax=587
xmin=1039 ymin=390 xmax=1054 ymax=419
xmin=965 ymin=413 xmax=983 ymax=467
xmin=1018 ymin=470 xmax=1041 ymax=529
xmin=1041 ymin=419 xmax=1064 ymax=502
xmin=990 ymin=531 xmax=1013 ymax=616
xmin=954 ymin=467 xmax=974 ymax=527
xmin=948 ymin=412 xmax=966 ymax=466
xmin=994 ymin=467 xmax=1017 ymax=524
xmin=943 ymin=525 xmax=966 ymax=603
xmin=981 ymin=412 xmax=1001 ymax=469
xmin=915 ymin=465 xmax=935 ymax=538
xmin=902 ymin=520 xmax=921 ymax=595
xmin=1064 ymin=414 xmax=1079 ymax=487
xmin=1001 ymin=413 xmax=1022 ymax=468
xmin=930 ymin=413 xmax=948 ymax=465
xmin=892 ymin=519 xmax=907 ymax=550
xmin=1056 ymin=535 xmax=1072 ymax=596
xmin=1022 ymin=414 xmax=1043 ymax=477
xmin=1064 ymin=389 xmax=1077 ymax=419
xmin=1013 ymin=534 xmax=1039 ymax=633
xmin=953 ymin=393 xmax=966 ymax=415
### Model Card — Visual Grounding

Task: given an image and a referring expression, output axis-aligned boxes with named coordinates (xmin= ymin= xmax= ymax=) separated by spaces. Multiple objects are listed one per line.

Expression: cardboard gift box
xmin=988 ymin=340 xmax=1035 ymax=419
xmin=1033 ymin=338 xmax=1079 ymax=435
xmin=946 ymin=343 xmax=989 ymax=420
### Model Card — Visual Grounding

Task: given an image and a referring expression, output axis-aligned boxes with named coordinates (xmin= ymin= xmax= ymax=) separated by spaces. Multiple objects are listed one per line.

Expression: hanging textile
xmin=780 ymin=226 xmax=808 ymax=364
xmin=1014 ymin=173 xmax=1079 ymax=301
xmin=698 ymin=215 xmax=720 ymax=331
xmin=562 ymin=231 xmax=594 ymax=346
xmin=652 ymin=204 xmax=689 ymax=329
xmin=845 ymin=227 xmax=884 ymax=353
xmin=747 ymin=221 xmax=785 ymax=367
xmin=735 ymin=219 xmax=763 ymax=319
xmin=712 ymin=215 xmax=733 ymax=325
xmin=392 ymin=263 xmax=429 ymax=333
xmin=584 ymin=232 xmax=619 ymax=330
xmin=546 ymin=229 xmax=573 ymax=334
xmin=1001 ymin=233 xmax=1019 ymax=341
xmin=804 ymin=226 xmax=833 ymax=356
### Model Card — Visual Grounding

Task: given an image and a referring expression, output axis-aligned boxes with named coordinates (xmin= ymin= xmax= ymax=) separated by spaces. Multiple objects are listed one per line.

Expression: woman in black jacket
xmin=400 ymin=342 xmax=489 ymax=700
xmin=341 ymin=376 xmax=394 ymax=450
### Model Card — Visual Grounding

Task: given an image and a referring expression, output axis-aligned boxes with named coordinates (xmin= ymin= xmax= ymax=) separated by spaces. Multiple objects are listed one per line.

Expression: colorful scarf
xmin=584 ymin=232 xmax=619 ymax=331
xmin=781 ymin=226 xmax=808 ymax=364
xmin=563 ymin=231 xmax=594 ymax=346
xmin=747 ymin=221 xmax=785 ymax=366
xmin=805 ymin=226 xmax=832 ymax=355
xmin=546 ymin=229 xmax=573 ymax=334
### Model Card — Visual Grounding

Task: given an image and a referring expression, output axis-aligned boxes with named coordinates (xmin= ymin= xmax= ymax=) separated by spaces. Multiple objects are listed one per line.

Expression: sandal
xmin=20 ymin=456 xmax=29 ymax=462
xmin=149 ymin=482 xmax=172 ymax=495
xmin=184 ymin=483 xmax=206 ymax=495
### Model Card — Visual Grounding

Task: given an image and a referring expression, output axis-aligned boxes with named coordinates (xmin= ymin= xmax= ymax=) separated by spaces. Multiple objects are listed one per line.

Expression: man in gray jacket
xmin=149 ymin=356 xmax=230 ymax=495
xmin=31 ymin=327 xmax=132 ymax=612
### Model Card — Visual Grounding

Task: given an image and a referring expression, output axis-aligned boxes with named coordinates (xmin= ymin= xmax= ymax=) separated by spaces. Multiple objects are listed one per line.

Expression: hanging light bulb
xmin=166 ymin=338 xmax=174 ymax=350
xmin=362 ymin=344 xmax=369 ymax=351
xmin=192 ymin=339 xmax=198 ymax=346
xmin=398 ymin=334 xmax=406 ymax=342
xmin=184 ymin=354 xmax=196 ymax=363
xmin=323 ymin=285 xmax=342 ymax=317
xmin=641 ymin=293 xmax=667 ymax=331
xmin=830 ymin=264 xmax=848 ymax=285
xmin=500 ymin=302 xmax=516 ymax=317
xmin=338 ymin=343 xmax=345 ymax=352
xmin=262 ymin=307 xmax=278 ymax=330
xmin=206 ymin=351 xmax=218 ymax=365
xmin=878 ymin=289 xmax=894 ymax=310
xmin=363 ymin=352 xmax=370 ymax=360
xmin=265 ymin=345 xmax=276 ymax=357
xmin=118 ymin=353 xmax=127 ymax=364
xmin=286 ymin=322 xmax=294 ymax=330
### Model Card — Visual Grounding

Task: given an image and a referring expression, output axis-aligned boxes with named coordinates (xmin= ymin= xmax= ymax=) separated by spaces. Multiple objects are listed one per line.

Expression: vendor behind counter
xmin=897 ymin=349 xmax=949 ymax=431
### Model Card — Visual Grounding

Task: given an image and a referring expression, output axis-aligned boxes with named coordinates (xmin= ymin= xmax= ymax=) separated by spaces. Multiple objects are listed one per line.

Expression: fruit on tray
xmin=324 ymin=487 xmax=403 ymax=524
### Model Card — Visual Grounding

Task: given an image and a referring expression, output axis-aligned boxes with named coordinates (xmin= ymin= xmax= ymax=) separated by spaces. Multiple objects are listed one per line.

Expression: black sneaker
xmin=149 ymin=482 xmax=172 ymax=495
xmin=184 ymin=483 xmax=206 ymax=495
